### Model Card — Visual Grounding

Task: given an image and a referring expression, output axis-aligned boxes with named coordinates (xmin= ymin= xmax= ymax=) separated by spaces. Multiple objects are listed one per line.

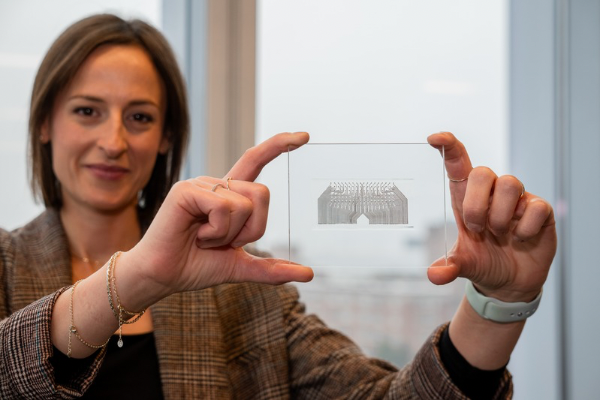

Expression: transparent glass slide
xmin=288 ymin=143 xmax=448 ymax=270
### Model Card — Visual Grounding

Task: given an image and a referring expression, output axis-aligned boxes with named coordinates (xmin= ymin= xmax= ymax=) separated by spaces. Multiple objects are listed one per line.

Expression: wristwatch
xmin=465 ymin=280 xmax=543 ymax=323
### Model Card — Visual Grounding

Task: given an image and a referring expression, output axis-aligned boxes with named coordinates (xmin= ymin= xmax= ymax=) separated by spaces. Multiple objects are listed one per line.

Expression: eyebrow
xmin=68 ymin=95 xmax=160 ymax=108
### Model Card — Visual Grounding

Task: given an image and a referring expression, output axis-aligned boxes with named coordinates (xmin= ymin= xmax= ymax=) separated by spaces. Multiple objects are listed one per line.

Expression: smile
xmin=86 ymin=164 xmax=130 ymax=180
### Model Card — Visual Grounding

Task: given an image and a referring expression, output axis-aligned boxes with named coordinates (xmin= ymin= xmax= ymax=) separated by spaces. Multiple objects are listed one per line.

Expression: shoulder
xmin=4 ymin=209 xmax=67 ymax=261
xmin=0 ymin=209 xmax=71 ymax=312
xmin=2 ymin=209 xmax=67 ymax=267
xmin=8 ymin=209 xmax=64 ymax=247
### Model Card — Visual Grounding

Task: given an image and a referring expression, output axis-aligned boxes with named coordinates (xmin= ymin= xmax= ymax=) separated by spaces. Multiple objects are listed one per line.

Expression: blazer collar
xmin=9 ymin=208 xmax=71 ymax=311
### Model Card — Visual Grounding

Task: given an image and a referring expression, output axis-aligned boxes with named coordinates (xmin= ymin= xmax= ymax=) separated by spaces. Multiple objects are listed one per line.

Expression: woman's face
xmin=43 ymin=44 xmax=168 ymax=214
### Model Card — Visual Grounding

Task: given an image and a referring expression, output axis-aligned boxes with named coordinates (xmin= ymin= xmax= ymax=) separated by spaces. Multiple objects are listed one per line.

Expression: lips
xmin=86 ymin=164 xmax=130 ymax=180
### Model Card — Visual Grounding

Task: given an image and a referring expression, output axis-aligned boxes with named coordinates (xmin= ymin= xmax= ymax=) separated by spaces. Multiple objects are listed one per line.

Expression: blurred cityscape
xmin=287 ymin=221 xmax=461 ymax=367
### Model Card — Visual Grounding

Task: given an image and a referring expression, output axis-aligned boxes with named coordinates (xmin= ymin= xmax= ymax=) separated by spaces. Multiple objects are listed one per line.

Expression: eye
xmin=131 ymin=113 xmax=154 ymax=124
xmin=74 ymin=107 xmax=96 ymax=117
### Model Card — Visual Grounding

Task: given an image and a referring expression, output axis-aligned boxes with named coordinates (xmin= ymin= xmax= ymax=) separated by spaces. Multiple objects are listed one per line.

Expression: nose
xmin=98 ymin=114 xmax=128 ymax=159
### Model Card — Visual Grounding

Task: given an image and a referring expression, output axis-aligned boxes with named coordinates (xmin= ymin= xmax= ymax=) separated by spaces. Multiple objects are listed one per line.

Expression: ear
xmin=158 ymin=134 xmax=170 ymax=155
xmin=40 ymin=120 xmax=50 ymax=144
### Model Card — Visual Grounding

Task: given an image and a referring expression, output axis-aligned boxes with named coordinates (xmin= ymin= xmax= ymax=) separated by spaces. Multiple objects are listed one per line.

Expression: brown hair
xmin=29 ymin=14 xmax=189 ymax=226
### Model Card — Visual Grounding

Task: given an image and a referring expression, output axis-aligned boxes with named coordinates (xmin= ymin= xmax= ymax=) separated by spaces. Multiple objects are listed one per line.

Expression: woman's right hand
xmin=123 ymin=132 xmax=313 ymax=305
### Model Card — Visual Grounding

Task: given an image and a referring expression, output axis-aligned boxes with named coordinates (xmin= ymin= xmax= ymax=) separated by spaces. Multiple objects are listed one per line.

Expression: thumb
xmin=427 ymin=256 xmax=460 ymax=285
xmin=230 ymin=252 xmax=314 ymax=285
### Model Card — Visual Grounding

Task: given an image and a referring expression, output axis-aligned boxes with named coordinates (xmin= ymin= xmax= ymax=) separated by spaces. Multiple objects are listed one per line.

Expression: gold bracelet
xmin=68 ymin=280 xmax=110 ymax=358
xmin=111 ymin=252 xmax=146 ymax=318
xmin=106 ymin=253 xmax=120 ymax=320
xmin=106 ymin=251 xmax=146 ymax=348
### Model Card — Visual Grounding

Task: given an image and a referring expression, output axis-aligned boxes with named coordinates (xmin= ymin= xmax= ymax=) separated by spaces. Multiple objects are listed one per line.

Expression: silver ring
xmin=211 ymin=183 xmax=226 ymax=192
xmin=226 ymin=177 xmax=233 ymax=190
xmin=449 ymin=177 xmax=468 ymax=183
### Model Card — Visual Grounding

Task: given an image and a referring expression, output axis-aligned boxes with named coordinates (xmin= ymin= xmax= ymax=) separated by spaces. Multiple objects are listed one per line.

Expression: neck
xmin=60 ymin=202 xmax=142 ymax=267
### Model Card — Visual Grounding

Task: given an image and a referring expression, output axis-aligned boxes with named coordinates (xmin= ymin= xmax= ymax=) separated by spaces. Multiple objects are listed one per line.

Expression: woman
xmin=0 ymin=14 xmax=556 ymax=399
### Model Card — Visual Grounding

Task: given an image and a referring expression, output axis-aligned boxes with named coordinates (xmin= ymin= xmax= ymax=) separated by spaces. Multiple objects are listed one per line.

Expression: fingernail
xmin=466 ymin=222 xmax=483 ymax=233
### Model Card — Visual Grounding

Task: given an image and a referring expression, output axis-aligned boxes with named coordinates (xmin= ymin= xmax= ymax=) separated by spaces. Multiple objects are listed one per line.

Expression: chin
xmin=84 ymin=195 xmax=138 ymax=214
xmin=62 ymin=184 xmax=140 ymax=214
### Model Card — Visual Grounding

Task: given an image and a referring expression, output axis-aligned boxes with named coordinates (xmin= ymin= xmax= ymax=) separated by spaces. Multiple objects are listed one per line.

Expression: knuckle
xmin=531 ymin=198 xmax=551 ymax=212
xmin=496 ymin=175 xmax=521 ymax=193
xmin=188 ymin=176 xmax=210 ymax=184
xmin=252 ymin=183 xmax=270 ymax=202
xmin=243 ymin=145 xmax=269 ymax=169
xmin=230 ymin=194 xmax=253 ymax=217
xmin=471 ymin=166 xmax=497 ymax=181
xmin=171 ymin=180 xmax=186 ymax=191
xmin=529 ymin=199 xmax=552 ymax=220
xmin=173 ymin=180 xmax=194 ymax=194
xmin=242 ymin=146 xmax=260 ymax=163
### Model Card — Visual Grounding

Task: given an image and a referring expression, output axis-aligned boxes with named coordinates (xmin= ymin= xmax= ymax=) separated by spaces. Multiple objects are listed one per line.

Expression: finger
xmin=194 ymin=177 xmax=271 ymax=248
xmin=427 ymin=256 xmax=460 ymax=285
xmin=227 ymin=180 xmax=271 ymax=247
xmin=462 ymin=167 xmax=497 ymax=233
xmin=427 ymin=132 xmax=473 ymax=184
xmin=226 ymin=132 xmax=310 ymax=182
xmin=487 ymin=175 xmax=524 ymax=236
xmin=230 ymin=251 xmax=314 ymax=285
xmin=513 ymin=198 xmax=555 ymax=241
xmin=185 ymin=178 xmax=252 ymax=247
xmin=178 ymin=180 xmax=231 ymax=242
xmin=428 ymin=132 xmax=476 ymax=223
xmin=197 ymin=188 xmax=254 ymax=249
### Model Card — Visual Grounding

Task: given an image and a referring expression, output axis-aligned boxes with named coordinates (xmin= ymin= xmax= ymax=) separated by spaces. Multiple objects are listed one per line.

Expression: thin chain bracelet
xmin=106 ymin=252 xmax=120 ymax=320
xmin=107 ymin=252 xmax=146 ymax=319
xmin=68 ymin=279 xmax=110 ymax=358
xmin=106 ymin=251 xmax=147 ymax=348
xmin=111 ymin=252 xmax=146 ymax=318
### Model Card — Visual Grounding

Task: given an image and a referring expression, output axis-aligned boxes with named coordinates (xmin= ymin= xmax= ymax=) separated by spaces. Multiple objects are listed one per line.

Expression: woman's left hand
xmin=427 ymin=132 xmax=557 ymax=302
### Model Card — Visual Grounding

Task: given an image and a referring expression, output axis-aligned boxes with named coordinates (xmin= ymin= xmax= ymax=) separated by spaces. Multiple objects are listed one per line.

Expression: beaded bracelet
xmin=106 ymin=251 xmax=147 ymax=348
xmin=68 ymin=280 xmax=111 ymax=358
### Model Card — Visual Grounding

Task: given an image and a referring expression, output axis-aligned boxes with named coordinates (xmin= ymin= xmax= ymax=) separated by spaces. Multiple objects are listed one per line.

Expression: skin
xmin=45 ymin=45 xmax=557 ymax=378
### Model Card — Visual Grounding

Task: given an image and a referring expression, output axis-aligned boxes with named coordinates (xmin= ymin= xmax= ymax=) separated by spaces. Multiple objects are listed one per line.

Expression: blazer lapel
xmin=152 ymin=290 xmax=232 ymax=399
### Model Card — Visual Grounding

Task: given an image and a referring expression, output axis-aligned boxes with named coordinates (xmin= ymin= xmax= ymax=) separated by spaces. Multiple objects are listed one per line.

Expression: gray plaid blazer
xmin=0 ymin=210 xmax=512 ymax=399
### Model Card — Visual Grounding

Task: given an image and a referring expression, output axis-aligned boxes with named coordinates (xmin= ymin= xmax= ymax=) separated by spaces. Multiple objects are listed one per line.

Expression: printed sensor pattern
xmin=318 ymin=182 xmax=408 ymax=224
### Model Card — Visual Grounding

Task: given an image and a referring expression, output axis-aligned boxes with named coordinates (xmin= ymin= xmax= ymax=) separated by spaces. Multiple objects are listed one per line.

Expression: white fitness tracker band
xmin=465 ymin=280 xmax=543 ymax=323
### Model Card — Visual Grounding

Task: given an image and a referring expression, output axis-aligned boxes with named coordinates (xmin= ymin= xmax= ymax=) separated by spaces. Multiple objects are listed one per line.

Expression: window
xmin=255 ymin=0 xmax=508 ymax=366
